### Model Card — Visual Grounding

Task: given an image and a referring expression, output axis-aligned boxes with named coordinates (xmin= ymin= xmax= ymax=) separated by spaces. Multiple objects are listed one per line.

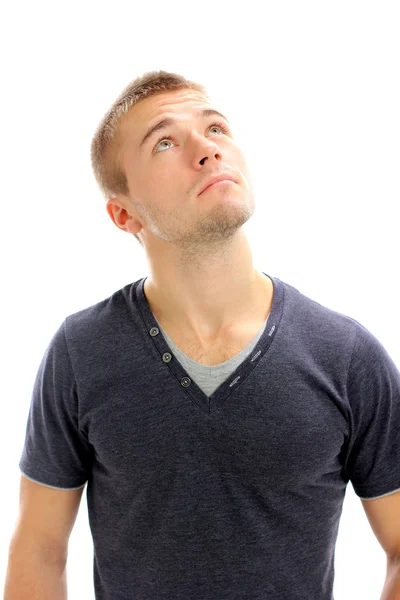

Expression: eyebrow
xmin=139 ymin=108 xmax=229 ymax=150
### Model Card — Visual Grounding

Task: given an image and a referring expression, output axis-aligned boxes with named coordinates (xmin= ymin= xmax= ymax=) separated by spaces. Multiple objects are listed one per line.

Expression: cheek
xmin=144 ymin=169 xmax=178 ymax=204
xmin=152 ymin=169 xmax=174 ymax=193
xmin=234 ymin=154 xmax=253 ymax=187
xmin=130 ymin=164 xmax=170 ymax=199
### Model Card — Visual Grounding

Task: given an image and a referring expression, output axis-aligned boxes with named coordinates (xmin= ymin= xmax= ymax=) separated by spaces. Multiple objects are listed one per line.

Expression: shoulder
xmin=277 ymin=277 xmax=361 ymax=347
xmin=64 ymin=281 xmax=136 ymax=344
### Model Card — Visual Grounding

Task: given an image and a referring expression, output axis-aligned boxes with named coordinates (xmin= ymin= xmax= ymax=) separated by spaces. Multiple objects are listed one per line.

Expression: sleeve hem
xmin=354 ymin=480 xmax=400 ymax=500
xmin=19 ymin=467 xmax=87 ymax=491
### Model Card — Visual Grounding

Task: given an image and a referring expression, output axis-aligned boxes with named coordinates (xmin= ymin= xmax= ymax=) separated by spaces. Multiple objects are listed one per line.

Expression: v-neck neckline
xmin=133 ymin=273 xmax=285 ymax=415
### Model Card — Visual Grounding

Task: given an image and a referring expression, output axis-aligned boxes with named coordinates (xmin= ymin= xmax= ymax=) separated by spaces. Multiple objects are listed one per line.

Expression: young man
xmin=8 ymin=71 xmax=400 ymax=600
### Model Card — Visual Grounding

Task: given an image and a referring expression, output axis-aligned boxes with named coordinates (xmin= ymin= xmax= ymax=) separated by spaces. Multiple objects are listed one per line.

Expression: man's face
xmin=109 ymin=88 xmax=255 ymax=248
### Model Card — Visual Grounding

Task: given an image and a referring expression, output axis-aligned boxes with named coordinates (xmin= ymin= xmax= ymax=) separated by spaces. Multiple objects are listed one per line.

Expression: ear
xmin=106 ymin=196 xmax=143 ymax=236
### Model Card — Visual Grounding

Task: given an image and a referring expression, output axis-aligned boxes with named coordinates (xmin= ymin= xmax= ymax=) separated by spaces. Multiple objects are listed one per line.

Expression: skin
xmin=106 ymin=88 xmax=273 ymax=345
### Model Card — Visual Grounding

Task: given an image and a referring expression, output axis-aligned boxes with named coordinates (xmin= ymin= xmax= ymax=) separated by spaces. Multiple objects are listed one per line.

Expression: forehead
xmin=123 ymin=88 xmax=213 ymax=128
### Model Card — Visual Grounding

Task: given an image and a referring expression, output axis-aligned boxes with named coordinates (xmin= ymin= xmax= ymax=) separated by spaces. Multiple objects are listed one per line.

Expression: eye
xmin=153 ymin=122 xmax=230 ymax=153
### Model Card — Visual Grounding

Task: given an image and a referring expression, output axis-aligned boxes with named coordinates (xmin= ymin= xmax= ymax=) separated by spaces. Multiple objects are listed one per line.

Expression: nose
xmin=200 ymin=150 xmax=222 ymax=165
xmin=195 ymin=138 xmax=223 ymax=165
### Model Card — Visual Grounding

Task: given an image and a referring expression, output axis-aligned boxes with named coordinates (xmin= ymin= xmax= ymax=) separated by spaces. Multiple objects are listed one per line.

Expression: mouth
xmin=199 ymin=174 xmax=237 ymax=195
xmin=199 ymin=180 xmax=236 ymax=195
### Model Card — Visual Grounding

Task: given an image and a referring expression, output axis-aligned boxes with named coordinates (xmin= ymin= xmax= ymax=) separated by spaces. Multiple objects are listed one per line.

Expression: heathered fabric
xmin=19 ymin=273 xmax=400 ymax=600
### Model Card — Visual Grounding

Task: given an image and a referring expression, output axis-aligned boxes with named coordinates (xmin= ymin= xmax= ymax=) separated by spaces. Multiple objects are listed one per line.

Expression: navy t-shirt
xmin=19 ymin=273 xmax=400 ymax=599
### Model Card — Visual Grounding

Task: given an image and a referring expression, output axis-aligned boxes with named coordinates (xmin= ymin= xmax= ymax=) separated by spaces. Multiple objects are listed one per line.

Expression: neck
xmin=143 ymin=233 xmax=271 ymax=341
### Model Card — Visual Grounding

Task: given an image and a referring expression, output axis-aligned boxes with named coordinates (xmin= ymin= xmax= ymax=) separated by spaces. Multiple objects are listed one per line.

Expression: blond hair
xmin=90 ymin=70 xmax=209 ymax=247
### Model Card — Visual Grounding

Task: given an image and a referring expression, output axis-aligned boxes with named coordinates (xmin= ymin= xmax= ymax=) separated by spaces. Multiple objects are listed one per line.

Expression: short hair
xmin=90 ymin=70 xmax=209 ymax=247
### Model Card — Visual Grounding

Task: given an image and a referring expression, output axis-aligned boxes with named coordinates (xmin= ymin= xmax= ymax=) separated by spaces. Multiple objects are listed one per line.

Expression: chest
xmin=161 ymin=322 xmax=266 ymax=366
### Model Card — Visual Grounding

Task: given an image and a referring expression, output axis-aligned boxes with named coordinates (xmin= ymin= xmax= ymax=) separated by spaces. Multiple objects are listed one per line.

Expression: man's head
xmin=90 ymin=70 xmax=255 ymax=254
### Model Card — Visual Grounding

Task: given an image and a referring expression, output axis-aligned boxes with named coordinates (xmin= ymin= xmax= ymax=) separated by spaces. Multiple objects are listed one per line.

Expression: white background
xmin=1 ymin=1 xmax=399 ymax=598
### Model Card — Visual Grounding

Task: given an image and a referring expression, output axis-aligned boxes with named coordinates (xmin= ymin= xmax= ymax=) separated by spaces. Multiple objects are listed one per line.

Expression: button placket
xmin=150 ymin=326 xmax=192 ymax=388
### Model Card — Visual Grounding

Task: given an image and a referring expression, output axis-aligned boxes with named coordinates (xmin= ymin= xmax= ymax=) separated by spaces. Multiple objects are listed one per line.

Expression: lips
xmin=199 ymin=173 xmax=236 ymax=195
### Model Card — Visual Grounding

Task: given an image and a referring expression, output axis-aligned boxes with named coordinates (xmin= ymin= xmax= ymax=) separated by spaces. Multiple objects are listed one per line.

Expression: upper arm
xmin=361 ymin=490 xmax=400 ymax=559
xmin=9 ymin=474 xmax=86 ymax=561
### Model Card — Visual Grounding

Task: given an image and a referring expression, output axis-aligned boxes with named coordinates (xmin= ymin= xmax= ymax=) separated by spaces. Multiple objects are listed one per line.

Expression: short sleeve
xmin=19 ymin=319 xmax=93 ymax=490
xmin=343 ymin=321 xmax=400 ymax=500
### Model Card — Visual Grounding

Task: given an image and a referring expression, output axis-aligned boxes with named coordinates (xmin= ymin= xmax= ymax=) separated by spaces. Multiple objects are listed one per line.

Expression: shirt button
xmin=181 ymin=377 xmax=191 ymax=388
xmin=162 ymin=352 xmax=172 ymax=363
